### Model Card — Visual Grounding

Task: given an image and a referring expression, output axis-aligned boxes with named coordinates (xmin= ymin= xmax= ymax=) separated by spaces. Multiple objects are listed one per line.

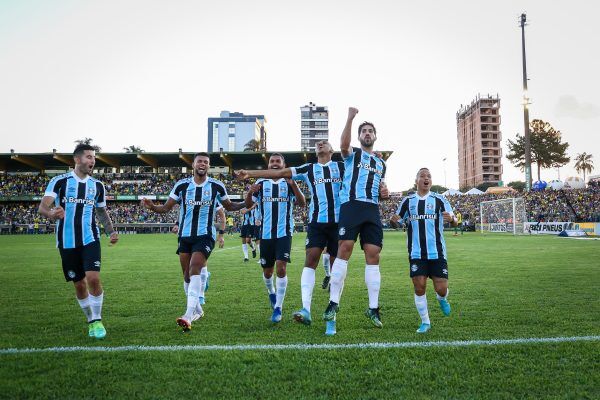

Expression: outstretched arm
xmin=221 ymin=199 xmax=246 ymax=212
xmin=141 ymin=197 xmax=177 ymax=214
xmin=341 ymin=107 xmax=359 ymax=158
xmin=235 ymin=168 xmax=292 ymax=180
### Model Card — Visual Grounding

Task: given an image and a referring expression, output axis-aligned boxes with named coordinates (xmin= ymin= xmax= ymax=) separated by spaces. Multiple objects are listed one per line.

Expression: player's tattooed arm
xmin=287 ymin=179 xmax=306 ymax=208
xmin=341 ymin=107 xmax=358 ymax=158
xmin=97 ymin=207 xmax=119 ymax=244
xmin=38 ymin=196 xmax=64 ymax=220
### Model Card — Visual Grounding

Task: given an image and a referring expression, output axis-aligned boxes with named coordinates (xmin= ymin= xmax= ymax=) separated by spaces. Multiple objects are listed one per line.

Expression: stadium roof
xmin=0 ymin=150 xmax=393 ymax=172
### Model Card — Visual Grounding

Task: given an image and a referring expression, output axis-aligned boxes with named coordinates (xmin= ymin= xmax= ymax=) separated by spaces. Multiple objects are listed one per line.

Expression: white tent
xmin=465 ymin=188 xmax=484 ymax=195
xmin=442 ymin=189 xmax=463 ymax=196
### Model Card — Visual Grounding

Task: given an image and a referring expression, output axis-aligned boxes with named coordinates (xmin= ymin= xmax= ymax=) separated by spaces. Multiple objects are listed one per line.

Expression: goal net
xmin=479 ymin=197 xmax=527 ymax=235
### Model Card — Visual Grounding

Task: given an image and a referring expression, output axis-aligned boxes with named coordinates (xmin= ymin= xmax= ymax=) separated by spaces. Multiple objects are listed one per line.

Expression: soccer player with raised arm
xmin=322 ymin=107 xmax=389 ymax=336
xmin=244 ymin=153 xmax=306 ymax=323
xmin=391 ymin=168 xmax=458 ymax=333
xmin=236 ymin=140 xmax=343 ymax=325
xmin=142 ymin=153 xmax=244 ymax=331
xmin=38 ymin=144 xmax=118 ymax=339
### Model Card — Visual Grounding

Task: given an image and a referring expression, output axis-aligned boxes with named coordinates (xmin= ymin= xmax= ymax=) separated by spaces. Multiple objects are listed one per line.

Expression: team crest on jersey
xmin=410 ymin=206 xmax=417 ymax=212
xmin=411 ymin=264 xmax=418 ymax=272
xmin=204 ymin=190 xmax=210 ymax=196
xmin=426 ymin=203 xmax=435 ymax=211
xmin=339 ymin=227 xmax=345 ymax=236
xmin=68 ymin=270 xmax=76 ymax=278
xmin=87 ymin=187 xmax=96 ymax=196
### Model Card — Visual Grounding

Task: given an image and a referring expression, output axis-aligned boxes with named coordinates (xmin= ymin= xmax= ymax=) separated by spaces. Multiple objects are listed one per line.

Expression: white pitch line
xmin=1 ymin=335 xmax=598 ymax=355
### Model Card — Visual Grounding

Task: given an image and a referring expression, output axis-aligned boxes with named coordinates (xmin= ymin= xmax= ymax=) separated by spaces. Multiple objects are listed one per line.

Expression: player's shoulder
xmin=89 ymin=175 xmax=104 ymax=184
xmin=431 ymin=192 xmax=448 ymax=201
xmin=208 ymin=177 xmax=225 ymax=186
xmin=49 ymin=172 xmax=71 ymax=183
xmin=255 ymin=178 xmax=266 ymax=185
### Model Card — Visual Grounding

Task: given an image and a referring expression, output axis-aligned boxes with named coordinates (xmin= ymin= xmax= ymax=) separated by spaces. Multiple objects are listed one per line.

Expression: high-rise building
xmin=208 ymin=111 xmax=267 ymax=152
xmin=300 ymin=102 xmax=328 ymax=152
xmin=456 ymin=95 xmax=503 ymax=189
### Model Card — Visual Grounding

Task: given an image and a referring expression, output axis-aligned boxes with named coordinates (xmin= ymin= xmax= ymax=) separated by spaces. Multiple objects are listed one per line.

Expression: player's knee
xmin=414 ymin=286 xmax=426 ymax=296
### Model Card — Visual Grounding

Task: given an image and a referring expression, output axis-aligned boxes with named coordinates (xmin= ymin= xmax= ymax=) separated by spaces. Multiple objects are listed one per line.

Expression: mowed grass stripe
xmin=2 ymin=335 xmax=598 ymax=354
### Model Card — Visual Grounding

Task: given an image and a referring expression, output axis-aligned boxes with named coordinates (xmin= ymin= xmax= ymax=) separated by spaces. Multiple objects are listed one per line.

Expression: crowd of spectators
xmin=2 ymin=173 xmax=599 ymax=230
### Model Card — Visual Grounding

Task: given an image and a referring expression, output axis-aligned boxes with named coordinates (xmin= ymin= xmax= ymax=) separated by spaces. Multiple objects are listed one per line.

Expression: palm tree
xmin=123 ymin=145 xmax=144 ymax=153
xmin=243 ymin=139 xmax=260 ymax=152
xmin=574 ymin=152 xmax=594 ymax=182
xmin=74 ymin=138 xmax=101 ymax=152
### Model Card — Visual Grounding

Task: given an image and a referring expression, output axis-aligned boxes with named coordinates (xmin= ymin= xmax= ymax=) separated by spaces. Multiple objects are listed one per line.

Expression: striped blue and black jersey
xmin=339 ymin=147 xmax=386 ymax=205
xmin=43 ymin=172 xmax=106 ymax=249
xmin=242 ymin=207 xmax=257 ymax=226
xmin=396 ymin=192 xmax=454 ymax=260
xmin=252 ymin=178 xmax=295 ymax=239
xmin=170 ymin=177 xmax=229 ymax=239
xmin=291 ymin=161 xmax=344 ymax=224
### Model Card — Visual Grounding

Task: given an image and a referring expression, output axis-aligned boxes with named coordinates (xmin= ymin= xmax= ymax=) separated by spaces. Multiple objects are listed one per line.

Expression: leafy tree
xmin=74 ymin=138 xmax=101 ymax=152
xmin=508 ymin=181 xmax=526 ymax=192
xmin=476 ymin=182 xmax=497 ymax=192
xmin=574 ymin=152 xmax=594 ymax=182
xmin=506 ymin=119 xmax=570 ymax=181
xmin=123 ymin=145 xmax=144 ymax=153
xmin=243 ymin=139 xmax=260 ymax=152
xmin=430 ymin=185 xmax=448 ymax=193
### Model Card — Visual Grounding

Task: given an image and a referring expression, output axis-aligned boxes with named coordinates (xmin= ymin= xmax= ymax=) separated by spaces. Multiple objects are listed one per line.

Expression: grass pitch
xmin=0 ymin=232 xmax=598 ymax=399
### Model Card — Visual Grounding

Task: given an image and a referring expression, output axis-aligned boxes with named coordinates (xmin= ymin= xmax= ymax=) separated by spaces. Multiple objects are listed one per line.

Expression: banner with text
xmin=525 ymin=222 xmax=571 ymax=235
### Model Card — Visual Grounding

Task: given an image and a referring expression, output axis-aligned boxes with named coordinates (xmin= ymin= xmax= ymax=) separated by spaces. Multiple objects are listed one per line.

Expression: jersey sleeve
xmin=343 ymin=147 xmax=360 ymax=161
xmin=214 ymin=180 xmax=229 ymax=202
xmin=169 ymin=181 xmax=186 ymax=202
xmin=251 ymin=179 xmax=264 ymax=203
xmin=441 ymin=196 xmax=454 ymax=216
xmin=43 ymin=176 xmax=62 ymax=198
xmin=396 ymin=197 xmax=410 ymax=220
xmin=95 ymin=181 xmax=107 ymax=208
xmin=290 ymin=163 xmax=310 ymax=182
xmin=381 ymin=160 xmax=387 ymax=180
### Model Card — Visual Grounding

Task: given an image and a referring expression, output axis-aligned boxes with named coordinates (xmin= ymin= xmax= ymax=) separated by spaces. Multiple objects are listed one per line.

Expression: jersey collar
xmin=70 ymin=171 xmax=90 ymax=183
xmin=416 ymin=191 xmax=431 ymax=201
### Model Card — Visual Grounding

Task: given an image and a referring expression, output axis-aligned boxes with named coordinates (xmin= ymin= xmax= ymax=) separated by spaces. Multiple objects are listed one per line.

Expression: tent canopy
xmin=442 ymin=189 xmax=463 ymax=196
xmin=465 ymin=188 xmax=484 ymax=195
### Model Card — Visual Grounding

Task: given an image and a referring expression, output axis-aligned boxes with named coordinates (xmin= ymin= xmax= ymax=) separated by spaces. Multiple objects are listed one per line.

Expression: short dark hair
xmin=358 ymin=121 xmax=376 ymax=136
xmin=270 ymin=153 xmax=285 ymax=162
xmin=73 ymin=144 xmax=95 ymax=157
xmin=416 ymin=167 xmax=430 ymax=178
xmin=193 ymin=152 xmax=210 ymax=161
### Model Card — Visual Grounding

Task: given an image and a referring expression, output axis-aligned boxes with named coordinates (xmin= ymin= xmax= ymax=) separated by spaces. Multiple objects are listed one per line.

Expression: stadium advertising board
xmin=489 ymin=223 xmax=510 ymax=232
xmin=571 ymin=223 xmax=596 ymax=235
xmin=525 ymin=222 xmax=570 ymax=235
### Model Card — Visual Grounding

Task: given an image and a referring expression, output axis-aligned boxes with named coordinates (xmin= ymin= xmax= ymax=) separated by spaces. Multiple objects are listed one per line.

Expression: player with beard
xmin=391 ymin=168 xmax=457 ymax=333
xmin=244 ymin=153 xmax=306 ymax=323
xmin=38 ymin=144 xmax=118 ymax=339
xmin=142 ymin=153 xmax=244 ymax=331
xmin=322 ymin=107 xmax=389 ymax=336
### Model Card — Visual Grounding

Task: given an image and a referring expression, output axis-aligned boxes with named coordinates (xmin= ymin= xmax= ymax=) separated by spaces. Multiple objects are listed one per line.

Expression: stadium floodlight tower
xmin=480 ymin=197 xmax=526 ymax=235
xmin=520 ymin=12 xmax=533 ymax=191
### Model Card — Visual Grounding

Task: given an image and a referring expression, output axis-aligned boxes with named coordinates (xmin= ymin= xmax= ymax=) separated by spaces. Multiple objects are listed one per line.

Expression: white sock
xmin=436 ymin=288 xmax=449 ymax=301
xmin=183 ymin=281 xmax=189 ymax=296
xmin=77 ymin=296 xmax=93 ymax=323
xmin=263 ymin=274 xmax=275 ymax=295
xmin=242 ymin=244 xmax=249 ymax=258
xmin=275 ymin=276 xmax=288 ymax=309
xmin=322 ymin=253 xmax=331 ymax=276
xmin=300 ymin=267 xmax=316 ymax=311
xmin=89 ymin=292 xmax=104 ymax=322
xmin=250 ymin=242 xmax=255 ymax=251
xmin=185 ymin=275 xmax=202 ymax=320
xmin=199 ymin=267 xmax=208 ymax=299
xmin=365 ymin=264 xmax=381 ymax=309
xmin=414 ymin=294 xmax=430 ymax=325
xmin=329 ymin=258 xmax=348 ymax=304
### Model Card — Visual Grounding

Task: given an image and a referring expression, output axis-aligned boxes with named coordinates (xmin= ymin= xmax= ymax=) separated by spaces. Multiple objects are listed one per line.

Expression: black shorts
xmin=177 ymin=235 xmax=215 ymax=259
xmin=240 ymin=224 xmax=254 ymax=239
xmin=409 ymin=258 xmax=448 ymax=279
xmin=337 ymin=201 xmax=383 ymax=248
xmin=254 ymin=226 xmax=261 ymax=239
xmin=59 ymin=240 xmax=101 ymax=282
xmin=259 ymin=236 xmax=292 ymax=269
xmin=306 ymin=222 xmax=338 ymax=258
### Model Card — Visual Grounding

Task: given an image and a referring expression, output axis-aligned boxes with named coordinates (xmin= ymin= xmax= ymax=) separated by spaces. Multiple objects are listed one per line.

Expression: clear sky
xmin=1 ymin=0 xmax=598 ymax=190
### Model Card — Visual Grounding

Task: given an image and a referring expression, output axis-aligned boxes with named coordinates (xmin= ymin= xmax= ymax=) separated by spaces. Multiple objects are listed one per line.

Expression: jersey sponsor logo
xmin=356 ymin=162 xmax=383 ymax=175
xmin=186 ymin=199 xmax=213 ymax=206
xmin=313 ymin=177 xmax=342 ymax=186
xmin=62 ymin=196 xmax=95 ymax=205
xmin=262 ymin=197 xmax=289 ymax=202
xmin=409 ymin=214 xmax=438 ymax=221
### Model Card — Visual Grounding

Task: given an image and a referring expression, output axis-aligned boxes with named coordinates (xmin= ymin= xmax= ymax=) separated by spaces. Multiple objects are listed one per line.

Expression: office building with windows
xmin=300 ymin=102 xmax=328 ymax=152
xmin=207 ymin=111 xmax=267 ymax=152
